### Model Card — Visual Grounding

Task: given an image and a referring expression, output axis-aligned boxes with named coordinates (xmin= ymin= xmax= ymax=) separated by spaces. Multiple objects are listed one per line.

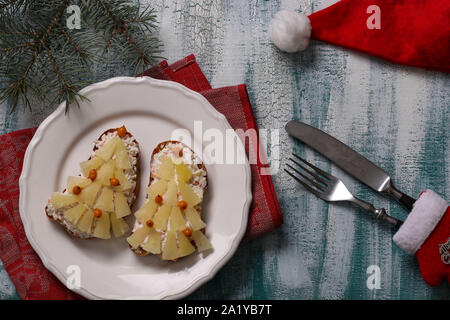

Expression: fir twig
xmin=59 ymin=27 xmax=87 ymax=59
xmin=96 ymin=0 xmax=149 ymax=65
xmin=0 ymin=0 xmax=163 ymax=113
xmin=0 ymin=42 xmax=35 ymax=52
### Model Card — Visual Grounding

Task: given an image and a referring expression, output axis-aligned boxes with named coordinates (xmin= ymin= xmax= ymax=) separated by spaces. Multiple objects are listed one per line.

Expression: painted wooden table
xmin=1 ymin=0 xmax=449 ymax=299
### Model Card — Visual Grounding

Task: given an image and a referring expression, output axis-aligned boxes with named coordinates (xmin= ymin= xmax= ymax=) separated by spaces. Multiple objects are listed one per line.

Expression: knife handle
xmin=399 ymin=193 xmax=416 ymax=211
xmin=389 ymin=184 xmax=416 ymax=211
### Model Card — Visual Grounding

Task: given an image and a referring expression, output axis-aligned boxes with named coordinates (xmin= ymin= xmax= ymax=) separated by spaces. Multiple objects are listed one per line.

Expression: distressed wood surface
xmin=0 ymin=0 xmax=449 ymax=299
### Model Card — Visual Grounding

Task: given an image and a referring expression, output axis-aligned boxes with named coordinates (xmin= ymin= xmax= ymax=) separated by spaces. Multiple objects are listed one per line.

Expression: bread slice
xmin=127 ymin=140 xmax=212 ymax=260
xmin=45 ymin=126 xmax=140 ymax=239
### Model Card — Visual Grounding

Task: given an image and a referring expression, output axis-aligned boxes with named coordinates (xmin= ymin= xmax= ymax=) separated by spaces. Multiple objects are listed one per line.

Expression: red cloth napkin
xmin=0 ymin=54 xmax=283 ymax=299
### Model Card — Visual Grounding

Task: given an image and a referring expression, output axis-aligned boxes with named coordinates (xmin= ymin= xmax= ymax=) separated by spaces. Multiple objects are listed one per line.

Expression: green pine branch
xmin=0 ymin=0 xmax=163 ymax=113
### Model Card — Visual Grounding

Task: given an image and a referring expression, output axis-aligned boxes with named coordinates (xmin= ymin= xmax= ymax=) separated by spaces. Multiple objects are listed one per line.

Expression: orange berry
xmin=93 ymin=208 xmax=102 ymax=218
xmin=183 ymin=227 xmax=192 ymax=237
xmin=117 ymin=125 xmax=127 ymax=137
xmin=155 ymin=194 xmax=163 ymax=205
xmin=72 ymin=185 xmax=82 ymax=195
xmin=88 ymin=169 xmax=97 ymax=181
xmin=110 ymin=177 xmax=120 ymax=186
xmin=146 ymin=219 xmax=154 ymax=227
xmin=177 ymin=200 xmax=188 ymax=210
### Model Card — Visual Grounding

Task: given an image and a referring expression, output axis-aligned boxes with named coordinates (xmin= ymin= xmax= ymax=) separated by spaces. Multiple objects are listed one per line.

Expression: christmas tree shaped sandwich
xmin=127 ymin=141 xmax=212 ymax=260
xmin=45 ymin=126 xmax=140 ymax=239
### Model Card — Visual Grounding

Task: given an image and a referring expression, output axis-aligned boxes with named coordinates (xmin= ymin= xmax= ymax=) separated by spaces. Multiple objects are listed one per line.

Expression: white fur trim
xmin=393 ymin=190 xmax=448 ymax=254
xmin=268 ymin=10 xmax=311 ymax=53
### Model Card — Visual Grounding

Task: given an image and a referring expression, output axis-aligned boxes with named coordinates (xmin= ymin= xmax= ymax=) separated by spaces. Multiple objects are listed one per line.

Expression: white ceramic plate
xmin=19 ymin=77 xmax=252 ymax=299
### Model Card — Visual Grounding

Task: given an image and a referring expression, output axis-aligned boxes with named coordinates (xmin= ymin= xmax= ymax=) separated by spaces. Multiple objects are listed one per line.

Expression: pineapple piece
xmin=95 ymin=137 xmax=117 ymax=161
xmin=134 ymin=200 xmax=157 ymax=223
xmin=97 ymin=160 xmax=116 ymax=186
xmin=80 ymin=156 xmax=104 ymax=177
xmin=79 ymin=180 xmax=102 ymax=207
xmin=95 ymin=187 xmax=114 ymax=212
xmin=114 ymin=192 xmax=131 ymax=218
xmin=163 ymin=180 xmax=178 ymax=205
xmin=176 ymin=163 xmax=192 ymax=182
xmin=50 ymin=193 xmax=78 ymax=209
xmin=171 ymin=157 xmax=183 ymax=165
xmin=63 ymin=203 xmax=87 ymax=224
xmin=168 ymin=206 xmax=186 ymax=231
xmin=191 ymin=230 xmax=212 ymax=252
xmin=145 ymin=179 xmax=168 ymax=200
xmin=141 ymin=228 xmax=161 ymax=254
xmin=114 ymin=138 xmax=127 ymax=155
xmin=77 ymin=208 xmax=94 ymax=233
xmin=67 ymin=176 xmax=92 ymax=194
xmin=115 ymin=150 xmax=131 ymax=170
xmin=178 ymin=179 xmax=201 ymax=207
xmin=110 ymin=212 xmax=130 ymax=237
xmin=152 ymin=203 xmax=171 ymax=231
xmin=156 ymin=157 xmax=174 ymax=180
xmin=185 ymin=207 xmax=206 ymax=231
xmin=114 ymin=168 xmax=132 ymax=191
xmin=93 ymin=211 xmax=111 ymax=239
xmin=127 ymin=226 xmax=150 ymax=249
xmin=162 ymin=231 xmax=179 ymax=260
xmin=177 ymin=232 xmax=195 ymax=257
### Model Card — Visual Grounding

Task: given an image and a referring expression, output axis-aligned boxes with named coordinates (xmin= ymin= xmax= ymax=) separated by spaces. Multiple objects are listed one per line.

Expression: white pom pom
xmin=269 ymin=10 xmax=311 ymax=53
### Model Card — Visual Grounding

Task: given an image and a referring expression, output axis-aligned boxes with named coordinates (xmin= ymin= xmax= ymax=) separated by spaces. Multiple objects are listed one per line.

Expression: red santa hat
xmin=269 ymin=0 xmax=450 ymax=73
xmin=393 ymin=190 xmax=449 ymax=287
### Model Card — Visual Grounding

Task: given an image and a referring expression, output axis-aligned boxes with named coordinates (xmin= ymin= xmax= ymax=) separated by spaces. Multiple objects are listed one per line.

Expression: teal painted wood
xmin=0 ymin=262 xmax=20 ymax=300
xmin=0 ymin=0 xmax=449 ymax=299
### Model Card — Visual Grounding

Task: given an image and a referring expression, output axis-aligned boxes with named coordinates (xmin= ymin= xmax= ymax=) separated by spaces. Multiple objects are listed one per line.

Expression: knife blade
xmin=285 ymin=120 xmax=416 ymax=210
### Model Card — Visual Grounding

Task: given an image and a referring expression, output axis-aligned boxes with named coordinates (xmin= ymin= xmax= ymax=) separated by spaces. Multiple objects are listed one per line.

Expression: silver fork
xmin=285 ymin=153 xmax=403 ymax=229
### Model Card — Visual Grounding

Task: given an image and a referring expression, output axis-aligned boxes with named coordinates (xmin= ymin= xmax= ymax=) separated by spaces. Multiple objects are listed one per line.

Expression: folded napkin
xmin=0 ymin=54 xmax=282 ymax=299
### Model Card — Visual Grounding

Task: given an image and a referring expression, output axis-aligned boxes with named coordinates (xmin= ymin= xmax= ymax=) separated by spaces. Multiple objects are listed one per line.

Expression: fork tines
xmin=284 ymin=153 xmax=331 ymax=196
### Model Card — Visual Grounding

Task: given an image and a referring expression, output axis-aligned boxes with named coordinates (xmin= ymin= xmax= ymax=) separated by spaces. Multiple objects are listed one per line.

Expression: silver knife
xmin=285 ymin=120 xmax=416 ymax=211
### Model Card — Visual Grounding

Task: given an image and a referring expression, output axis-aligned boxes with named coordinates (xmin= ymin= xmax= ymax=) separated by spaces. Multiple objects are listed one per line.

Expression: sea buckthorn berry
xmin=146 ymin=219 xmax=154 ymax=227
xmin=155 ymin=194 xmax=163 ymax=205
xmin=177 ymin=200 xmax=188 ymax=210
xmin=88 ymin=169 xmax=97 ymax=181
xmin=72 ymin=185 xmax=82 ymax=195
xmin=110 ymin=177 xmax=120 ymax=186
xmin=93 ymin=208 xmax=102 ymax=218
xmin=117 ymin=125 xmax=127 ymax=137
xmin=183 ymin=227 xmax=192 ymax=237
